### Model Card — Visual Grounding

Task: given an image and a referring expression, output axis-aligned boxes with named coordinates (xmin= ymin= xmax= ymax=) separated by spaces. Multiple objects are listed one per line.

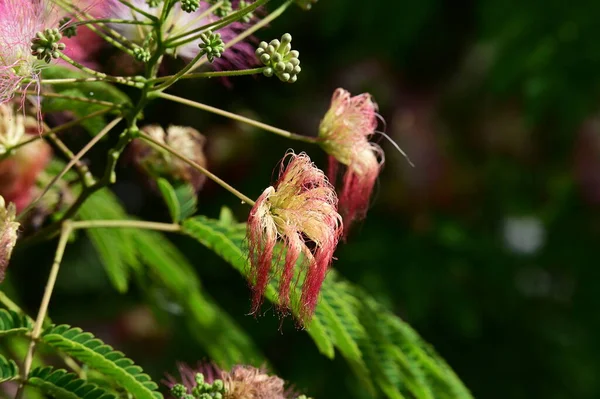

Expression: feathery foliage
xmin=28 ymin=367 xmax=117 ymax=399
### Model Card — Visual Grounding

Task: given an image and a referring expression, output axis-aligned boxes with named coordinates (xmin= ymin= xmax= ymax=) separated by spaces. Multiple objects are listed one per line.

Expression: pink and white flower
xmin=247 ymin=152 xmax=342 ymax=320
xmin=319 ymin=88 xmax=383 ymax=234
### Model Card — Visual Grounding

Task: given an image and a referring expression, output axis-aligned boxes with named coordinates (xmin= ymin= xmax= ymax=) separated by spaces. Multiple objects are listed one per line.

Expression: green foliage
xmin=0 ymin=353 xmax=19 ymax=383
xmin=78 ymin=189 xmax=263 ymax=366
xmin=40 ymin=66 xmax=131 ymax=134
xmin=181 ymin=213 xmax=473 ymax=399
xmin=157 ymin=178 xmax=198 ymax=222
xmin=28 ymin=367 xmax=117 ymax=399
xmin=41 ymin=325 xmax=162 ymax=399
xmin=0 ymin=308 xmax=33 ymax=337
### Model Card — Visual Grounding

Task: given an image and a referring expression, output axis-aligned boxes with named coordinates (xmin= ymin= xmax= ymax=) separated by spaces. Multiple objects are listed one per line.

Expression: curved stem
xmin=158 ymin=92 xmax=319 ymax=144
xmin=117 ymin=0 xmax=158 ymax=21
xmin=73 ymin=18 xmax=154 ymax=26
xmin=151 ymin=51 xmax=206 ymax=92
xmin=58 ymin=54 xmax=145 ymax=88
xmin=69 ymin=220 xmax=181 ymax=232
xmin=139 ymin=131 xmax=255 ymax=206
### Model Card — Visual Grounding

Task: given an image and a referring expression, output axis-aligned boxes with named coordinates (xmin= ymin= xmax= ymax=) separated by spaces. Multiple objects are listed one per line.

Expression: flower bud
xmin=0 ymin=196 xmax=19 ymax=282
xmin=247 ymin=152 xmax=342 ymax=320
xmin=318 ymin=88 xmax=383 ymax=234
xmin=132 ymin=125 xmax=208 ymax=192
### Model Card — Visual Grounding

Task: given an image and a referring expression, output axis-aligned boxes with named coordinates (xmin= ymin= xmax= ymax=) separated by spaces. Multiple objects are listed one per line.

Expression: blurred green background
xmin=8 ymin=0 xmax=600 ymax=398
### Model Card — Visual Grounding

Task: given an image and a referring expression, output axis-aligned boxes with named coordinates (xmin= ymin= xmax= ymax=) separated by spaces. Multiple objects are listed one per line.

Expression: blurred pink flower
xmin=0 ymin=195 xmax=19 ymax=282
xmin=104 ymin=0 xmax=258 ymax=70
xmin=247 ymin=152 xmax=342 ymax=320
xmin=319 ymin=88 xmax=382 ymax=234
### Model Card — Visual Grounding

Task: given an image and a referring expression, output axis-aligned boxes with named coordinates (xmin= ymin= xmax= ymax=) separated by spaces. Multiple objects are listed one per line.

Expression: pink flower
xmin=164 ymin=362 xmax=305 ymax=399
xmin=0 ymin=195 xmax=19 ymax=282
xmin=0 ymin=0 xmax=61 ymax=109
xmin=247 ymin=152 xmax=342 ymax=321
xmin=318 ymin=88 xmax=383 ymax=234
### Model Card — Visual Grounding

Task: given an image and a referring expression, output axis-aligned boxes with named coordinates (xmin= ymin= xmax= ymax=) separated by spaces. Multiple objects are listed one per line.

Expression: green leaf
xmin=78 ymin=189 xmax=140 ymax=293
xmin=0 ymin=353 xmax=19 ymax=383
xmin=77 ymin=190 xmax=261 ymax=367
xmin=41 ymin=66 xmax=131 ymax=135
xmin=41 ymin=325 xmax=162 ymax=399
xmin=28 ymin=367 xmax=117 ymax=399
xmin=157 ymin=178 xmax=181 ymax=222
xmin=157 ymin=179 xmax=198 ymax=223
xmin=0 ymin=308 xmax=33 ymax=337
xmin=181 ymin=214 xmax=473 ymax=399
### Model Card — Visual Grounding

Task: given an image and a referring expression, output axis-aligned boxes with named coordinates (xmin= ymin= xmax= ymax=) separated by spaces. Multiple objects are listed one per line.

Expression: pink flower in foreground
xmin=0 ymin=195 xmax=19 ymax=282
xmin=164 ymin=362 xmax=306 ymax=399
xmin=247 ymin=152 xmax=342 ymax=320
xmin=318 ymin=88 xmax=383 ymax=234
xmin=0 ymin=0 xmax=61 ymax=109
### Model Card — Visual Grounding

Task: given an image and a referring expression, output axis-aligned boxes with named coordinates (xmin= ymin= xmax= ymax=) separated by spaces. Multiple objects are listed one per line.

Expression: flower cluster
xmin=318 ymin=88 xmax=383 ymax=233
xmin=247 ymin=152 xmax=342 ymax=320
xmin=165 ymin=362 xmax=309 ymax=399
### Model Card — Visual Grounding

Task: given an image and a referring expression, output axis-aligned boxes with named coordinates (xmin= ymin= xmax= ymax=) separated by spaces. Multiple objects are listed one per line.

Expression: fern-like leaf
xmin=0 ymin=308 xmax=33 ymax=337
xmin=181 ymin=213 xmax=473 ymax=399
xmin=28 ymin=367 xmax=117 ymax=399
xmin=0 ymin=353 xmax=19 ymax=383
xmin=41 ymin=325 xmax=162 ymax=399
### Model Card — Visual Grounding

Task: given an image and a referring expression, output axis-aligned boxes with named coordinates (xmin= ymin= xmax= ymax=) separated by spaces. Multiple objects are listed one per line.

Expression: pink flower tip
xmin=319 ymin=88 xmax=384 ymax=235
xmin=247 ymin=151 xmax=342 ymax=322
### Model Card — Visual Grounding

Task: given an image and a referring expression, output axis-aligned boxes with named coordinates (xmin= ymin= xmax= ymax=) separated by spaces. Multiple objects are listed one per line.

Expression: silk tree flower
xmin=0 ymin=0 xmax=64 ymax=109
xmin=0 ymin=102 xmax=52 ymax=212
xmin=247 ymin=152 xmax=342 ymax=320
xmin=131 ymin=124 xmax=207 ymax=192
xmin=318 ymin=88 xmax=383 ymax=233
xmin=0 ymin=195 xmax=19 ymax=282
xmin=105 ymin=0 xmax=257 ymax=70
xmin=164 ymin=362 xmax=308 ymax=399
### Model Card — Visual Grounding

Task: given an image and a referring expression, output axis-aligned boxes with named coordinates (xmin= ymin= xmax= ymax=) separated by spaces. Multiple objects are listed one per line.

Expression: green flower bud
xmin=170 ymin=384 xmax=188 ymax=398
xmin=146 ymin=0 xmax=161 ymax=6
xmin=59 ymin=17 xmax=77 ymax=38
xmin=133 ymin=47 xmax=151 ymax=62
xmin=30 ymin=28 xmax=66 ymax=63
xmin=238 ymin=0 xmax=254 ymax=22
xmin=181 ymin=0 xmax=200 ymax=12
xmin=255 ymin=33 xmax=301 ymax=83
xmin=198 ymin=31 xmax=225 ymax=63
xmin=213 ymin=0 xmax=232 ymax=17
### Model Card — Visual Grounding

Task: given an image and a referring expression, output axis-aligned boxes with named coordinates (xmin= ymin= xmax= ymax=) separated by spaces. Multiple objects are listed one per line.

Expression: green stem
xmin=150 ymin=67 xmax=267 ymax=86
xmin=139 ymin=131 xmax=255 ymax=206
xmin=73 ymin=18 xmax=154 ymax=26
xmin=58 ymin=54 xmax=145 ymax=88
xmin=17 ymin=222 xmax=73 ymax=399
xmin=46 ymin=134 xmax=95 ymax=188
xmin=165 ymin=0 xmax=269 ymax=47
xmin=16 ymin=118 xmax=123 ymax=223
xmin=117 ymin=0 xmax=158 ymax=21
xmin=22 ymin=91 xmax=122 ymax=108
xmin=158 ymin=92 xmax=318 ymax=144
xmin=151 ymin=51 xmax=206 ymax=91
xmin=191 ymin=0 xmax=292 ymax=72
xmin=69 ymin=219 xmax=181 ymax=232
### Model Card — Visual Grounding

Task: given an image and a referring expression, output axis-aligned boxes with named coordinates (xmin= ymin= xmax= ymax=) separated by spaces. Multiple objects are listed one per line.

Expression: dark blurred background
xmin=9 ymin=0 xmax=600 ymax=398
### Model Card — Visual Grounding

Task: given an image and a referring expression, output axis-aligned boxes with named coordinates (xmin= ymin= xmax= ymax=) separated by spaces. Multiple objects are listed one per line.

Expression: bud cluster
xmin=256 ymin=34 xmax=301 ymax=83
xmin=31 ymin=28 xmax=65 ymax=64
xmin=171 ymin=372 xmax=225 ymax=399
xmin=198 ymin=31 xmax=225 ymax=63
